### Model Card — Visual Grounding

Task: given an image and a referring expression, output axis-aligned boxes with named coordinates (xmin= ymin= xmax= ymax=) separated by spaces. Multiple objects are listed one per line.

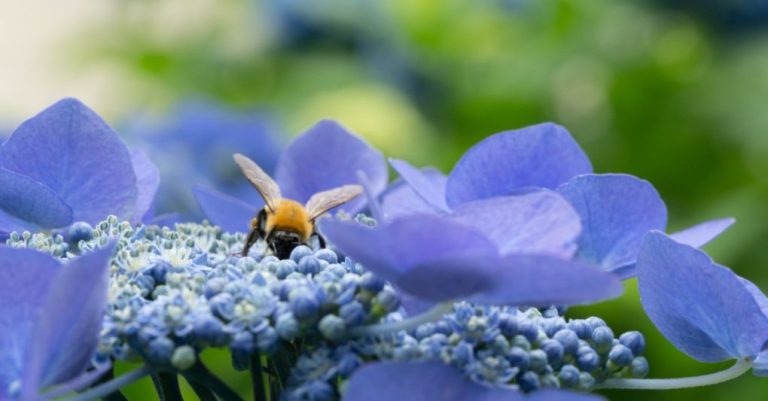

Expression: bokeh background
xmin=3 ymin=0 xmax=768 ymax=400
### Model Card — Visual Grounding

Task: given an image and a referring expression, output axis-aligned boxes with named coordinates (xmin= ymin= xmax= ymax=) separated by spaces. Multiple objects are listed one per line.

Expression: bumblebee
xmin=234 ymin=153 xmax=362 ymax=259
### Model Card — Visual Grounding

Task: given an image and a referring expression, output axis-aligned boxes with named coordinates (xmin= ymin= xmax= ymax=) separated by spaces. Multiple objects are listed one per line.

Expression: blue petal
xmin=557 ymin=174 xmax=667 ymax=272
xmin=344 ymin=361 xmax=603 ymax=401
xmin=0 ymin=248 xmax=61 ymax=396
xmin=450 ymin=190 xmax=581 ymax=257
xmin=21 ymin=243 xmax=116 ymax=395
xmin=637 ymin=232 xmax=768 ymax=362
xmin=669 ymin=218 xmax=735 ymax=248
xmin=275 ymin=120 xmax=387 ymax=212
xmin=463 ymin=254 xmax=623 ymax=306
xmin=389 ymin=159 xmax=450 ymax=213
xmin=319 ymin=215 xmax=498 ymax=285
xmin=0 ymin=167 xmax=73 ymax=230
xmin=445 ymin=123 xmax=592 ymax=208
xmin=755 ymin=349 xmax=768 ymax=377
xmin=193 ymin=186 xmax=259 ymax=233
xmin=0 ymin=99 xmax=138 ymax=224
xmin=380 ymin=180 xmax=440 ymax=220
xmin=129 ymin=149 xmax=160 ymax=224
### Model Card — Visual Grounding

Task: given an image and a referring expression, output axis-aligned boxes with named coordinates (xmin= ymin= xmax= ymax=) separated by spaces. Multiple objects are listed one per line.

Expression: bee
xmin=233 ymin=153 xmax=363 ymax=259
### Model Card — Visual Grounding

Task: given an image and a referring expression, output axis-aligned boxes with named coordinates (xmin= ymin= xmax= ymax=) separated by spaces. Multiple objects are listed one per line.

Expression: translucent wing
xmin=233 ymin=153 xmax=282 ymax=212
xmin=305 ymin=185 xmax=363 ymax=220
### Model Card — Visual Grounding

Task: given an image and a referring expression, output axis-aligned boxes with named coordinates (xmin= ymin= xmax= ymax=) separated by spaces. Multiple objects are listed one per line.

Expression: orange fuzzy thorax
xmin=264 ymin=199 xmax=313 ymax=241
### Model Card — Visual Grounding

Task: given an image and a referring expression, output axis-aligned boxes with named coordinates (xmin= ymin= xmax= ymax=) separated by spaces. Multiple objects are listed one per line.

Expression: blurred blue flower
xmin=0 ymin=98 xmax=159 ymax=236
xmin=123 ymin=101 xmax=282 ymax=220
xmin=385 ymin=123 xmax=733 ymax=278
xmin=194 ymin=119 xmax=387 ymax=232
xmin=0 ymin=243 xmax=115 ymax=400
xmin=343 ymin=361 xmax=604 ymax=401
xmin=320 ymin=212 xmax=622 ymax=306
xmin=637 ymin=232 xmax=768 ymax=374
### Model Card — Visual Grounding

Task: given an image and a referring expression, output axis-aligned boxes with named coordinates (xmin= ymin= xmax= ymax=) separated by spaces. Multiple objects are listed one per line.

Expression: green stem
xmin=184 ymin=377 xmax=218 ymax=401
xmin=597 ymin=358 xmax=753 ymax=390
xmin=183 ymin=361 xmax=244 ymax=401
xmin=350 ymin=302 xmax=453 ymax=337
xmin=250 ymin=353 xmax=268 ymax=401
xmin=151 ymin=373 xmax=183 ymax=401
xmin=64 ymin=365 xmax=152 ymax=401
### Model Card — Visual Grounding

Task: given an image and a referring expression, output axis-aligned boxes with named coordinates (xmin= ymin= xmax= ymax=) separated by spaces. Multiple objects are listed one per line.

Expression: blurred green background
xmin=6 ymin=0 xmax=768 ymax=399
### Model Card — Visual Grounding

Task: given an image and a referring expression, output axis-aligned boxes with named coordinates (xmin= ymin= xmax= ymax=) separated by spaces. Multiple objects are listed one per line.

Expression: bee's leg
xmin=241 ymin=209 xmax=268 ymax=257
xmin=310 ymin=230 xmax=327 ymax=249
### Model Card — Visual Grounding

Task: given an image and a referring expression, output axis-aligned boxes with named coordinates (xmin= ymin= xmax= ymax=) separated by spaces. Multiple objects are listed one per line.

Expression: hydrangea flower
xmin=0 ymin=98 xmax=159 ymax=236
xmin=320 ymin=211 xmax=622 ymax=306
xmin=0 ymin=243 xmax=115 ymax=400
xmin=344 ymin=361 xmax=604 ymax=401
xmin=194 ymin=120 xmax=387 ymax=233
xmin=123 ymin=101 xmax=282 ymax=220
xmin=384 ymin=123 xmax=733 ymax=277
xmin=637 ymin=231 xmax=768 ymax=374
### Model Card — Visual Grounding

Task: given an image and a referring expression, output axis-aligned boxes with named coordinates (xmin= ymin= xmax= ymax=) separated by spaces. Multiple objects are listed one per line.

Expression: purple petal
xmin=0 ymin=248 xmax=61 ymax=396
xmin=389 ymin=159 xmax=450 ymax=213
xmin=129 ymin=149 xmax=160 ymax=224
xmin=22 ymin=243 xmax=116 ymax=395
xmin=637 ymin=232 xmax=768 ymax=362
xmin=0 ymin=167 xmax=73 ymax=230
xmin=450 ymin=190 xmax=581 ymax=258
xmin=193 ymin=186 xmax=259 ymax=233
xmin=557 ymin=174 xmax=667 ymax=272
xmin=319 ymin=215 xmax=498 ymax=285
xmin=344 ymin=361 xmax=603 ymax=401
xmin=669 ymin=218 xmax=735 ymax=248
xmin=380 ymin=180 xmax=440 ymax=220
xmin=275 ymin=120 xmax=387 ymax=212
xmin=0 ymin=99 xmax=138 ymax=224
xmin=467 ymin=254 xmax=623 ymax=306
xmin=446 ymin=123 xmax=592 ymax=208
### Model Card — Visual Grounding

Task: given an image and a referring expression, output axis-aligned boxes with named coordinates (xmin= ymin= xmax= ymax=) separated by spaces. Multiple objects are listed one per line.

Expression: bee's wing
xmin=233 ymin=153 xmax=282 ymax=212
xmin=305 ymin=185 xmax=363 ymax=220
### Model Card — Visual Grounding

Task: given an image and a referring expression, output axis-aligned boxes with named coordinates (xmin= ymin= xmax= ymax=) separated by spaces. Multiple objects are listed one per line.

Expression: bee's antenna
xmin=356 ymin=170 xmax=385 ymax=223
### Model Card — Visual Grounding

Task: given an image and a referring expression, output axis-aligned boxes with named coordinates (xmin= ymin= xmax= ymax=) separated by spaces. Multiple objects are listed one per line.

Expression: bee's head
xmin=270 ymin=231 xmax=304 ymax=259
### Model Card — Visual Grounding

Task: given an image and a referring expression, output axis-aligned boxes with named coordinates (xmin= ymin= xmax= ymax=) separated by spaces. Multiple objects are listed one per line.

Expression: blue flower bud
xmin=586 ymin=316 xmax=606 ymax=330
xmin=540 ymin=373 xmax=559 ymax=388
xmin=314 ymin=249 xmax=338 ymax=264
xmin=552 ymin=329 xmax=579 ymax=355
xmin=318 ymin=315 xmax=347 ymax=341
xmin=576 ymin=346 xmax=599 ymax=371
xmin=375 ymin=288 xmax=400 ymax=312
xmin=193 ymin=316 xmax=229 ymax=346
xmin=276 ymin=260 xmax=297 ymax=279
xmin=66 ymin=221 xmax=94 ymax=244
xmin=148 ymin=261 xmax=171 ymax=283
xmin=289 ymin=288 xmax=320 ymax=320
xmin=360 ymin=272 xmax=385 ymax=292
xmin=619 ymin=331 xmax=646 ymax=356
xmin=147 ymin=337 xmax=175 ymax=364
xmin=517 ymin=319 xmax=539 ymax=343
xmin=542 ymin=318 xmax=566 ymax=337
xmin=511 ymin=335 xmax=531 ymax=351
xmin=304 ymin=380 xmax=334 ymax=401
xmin=506 ymin=347 xmax=530 ymax=370
xmin=498 ymin=315 xmax=518 ymax=337
xmin=629 ymin=356 xmax=649 ymax=378
xmin=171 ymin=345 xmax=196 ymax=371
xmin=540 ymin=339 xmax=564 ymax=367
xmin=414 ymin=322 xmax=436 ymax=339
xmin=257 ymin=326 xmax=279 ymax=353
xmin=135 ymin=274 xmax=155 ymax=295
xmin=558 ymin=364 xmax=580 ymax=388
xmin=298 ymin=256 xmax=322 ymax=275
xmin=336 ymin=352 xmax=362 ymax=376
xmin=276 ymin=314 xmax=301 ymax=340
xmin=452 ymin=342 xmax=475 ymax=365
xmin=608 ymin=344 xmax=633 ymax=367
xmin=591 ymin=326 xmax=614 ymax=354
xmin=578 ymin=372 xmax=595 ymax=390
xmin=339 ymin=301 xmax=366 ymax=326
xmin=204 ymin=276 xmax=228 ymax=299
xmin=210 ymin=293 xmax=236 ymax=320
xmin=517 ymin=371 xmax=540 ymax=392
xmin=567 ymin=319 xmax=591 ymax=339
xmin=230 ymin=332 xmax=255 ymax=371
xmin=290 ymin=245 xmax=313 ymax=262
xmin=529 ymin=349 xmax=548 ymax=373
xmin=491 ymin=335 xmax=510 ymax=355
